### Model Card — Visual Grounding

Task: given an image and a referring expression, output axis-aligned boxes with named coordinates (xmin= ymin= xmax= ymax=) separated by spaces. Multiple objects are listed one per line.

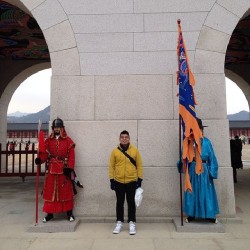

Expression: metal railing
xmin=0 ymin=143 xmax=45 ymax=181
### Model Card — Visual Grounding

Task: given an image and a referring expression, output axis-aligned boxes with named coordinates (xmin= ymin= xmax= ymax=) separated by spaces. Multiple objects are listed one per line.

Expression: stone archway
xmin=20 ymin=0 xmax=81 ymax=119
xmin=193 ymin=1 xmax=250 ymax=217
xmin=225 ymin=8 xmax=250 ymax=109
xmin=195 ymin=2 xmax=250 ymax=117
xmin=1 ymin=0 xmax=249 ymax=220
xmin=0 ymin=62 xmax=51 ymax=143
xmin=0 ymin=0 xmax=79 ymax=144
xmin=0 ymin=0 xmax=49 ymax=144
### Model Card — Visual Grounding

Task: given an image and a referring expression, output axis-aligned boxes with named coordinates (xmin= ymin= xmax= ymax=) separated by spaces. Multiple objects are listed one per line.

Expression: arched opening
xmin=6 ymin=68 xmax=51 ymax=145
xmin=225 ymin=10 xmax=250 ymax=191
xmin=0 ymin=1 xmax=50 ymax=144
xmin=225 ymin=11 xmax=250 ymax=112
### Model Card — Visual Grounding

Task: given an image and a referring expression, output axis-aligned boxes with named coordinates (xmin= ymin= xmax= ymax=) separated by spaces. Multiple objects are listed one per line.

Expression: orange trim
xmin=195 ymin=153 xmax=203 ymax=175
xmin=179 ymin=105 xmax=202 ymax=152
xmin=184 ymin=163 xmax=192 ymax=192
xmin=179 ymin=105 xmax=203 ymax=191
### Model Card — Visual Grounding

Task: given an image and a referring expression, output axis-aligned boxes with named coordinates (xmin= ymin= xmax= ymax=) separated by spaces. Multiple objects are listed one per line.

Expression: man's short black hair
xmin=120 ymin=130 xmax=130 ymax=136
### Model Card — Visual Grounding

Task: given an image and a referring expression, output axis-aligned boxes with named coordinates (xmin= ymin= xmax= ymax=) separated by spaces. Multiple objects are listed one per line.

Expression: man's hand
xmin=35 ymin=157 xmax=41 ymax=165
xmin=63 ymin=167 xmax=72 ymax=178
xmin=177 ymin=160 xmax=183 ymax=174
xmin=136 ymin=178 xmax=143 ymax=189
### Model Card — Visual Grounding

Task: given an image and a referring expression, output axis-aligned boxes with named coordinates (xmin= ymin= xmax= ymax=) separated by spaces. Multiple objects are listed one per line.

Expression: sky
xmin=7 ymin=69 xmax=51 ymax=114
xmin=7 ymin=70 xmax=249 ymax=115
xmin=226 ymin=78 xmax=249 ymax=114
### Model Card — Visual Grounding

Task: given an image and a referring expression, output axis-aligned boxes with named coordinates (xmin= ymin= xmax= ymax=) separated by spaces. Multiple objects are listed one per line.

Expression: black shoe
xmin=76 ymin=180 xmax=84 ymax=188
xmin=185 ymin=216 xmax=195 ymax=223
xmin=43 ymin=213 xmax=53 ymax=223
xmin=206 ymin=218 xmax=218 ymax=224
xmin=68 ymin=215 xmax=75 ymax=222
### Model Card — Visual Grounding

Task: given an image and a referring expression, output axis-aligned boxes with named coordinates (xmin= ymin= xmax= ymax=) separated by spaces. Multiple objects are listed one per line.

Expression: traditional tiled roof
xmin=7 ymin=123 xmax=49 ymax=131
xmin=229 ymin=120 xmax=250 ymax=128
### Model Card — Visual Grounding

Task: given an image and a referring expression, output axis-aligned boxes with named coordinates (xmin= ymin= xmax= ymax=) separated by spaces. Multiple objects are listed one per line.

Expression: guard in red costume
xmin=35 ymin=118 xmax=76 ymax=222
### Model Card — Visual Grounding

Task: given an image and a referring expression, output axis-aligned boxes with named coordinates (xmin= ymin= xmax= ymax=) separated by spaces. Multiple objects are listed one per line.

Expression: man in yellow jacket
xmin=109 ymin=130 xmax=143 ymax=235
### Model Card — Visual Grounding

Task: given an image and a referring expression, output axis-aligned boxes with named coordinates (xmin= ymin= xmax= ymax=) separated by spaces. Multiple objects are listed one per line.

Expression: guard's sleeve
xmin=67 ymin=138 xmax=75 ymax=169
xmin=207 ymin=139 xmax=219 ymax=179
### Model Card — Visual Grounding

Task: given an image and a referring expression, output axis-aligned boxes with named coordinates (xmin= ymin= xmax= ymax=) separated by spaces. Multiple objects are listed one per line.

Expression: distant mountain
xmin=8 ymin=111 xmax=29 ymax=117
xmin=227 ymin=110 xmax=250 ymax=120
xmin=6 ymin=107 xmax=249 ymax=122
xmin=7 ymin=106 xmax=50 ymax=123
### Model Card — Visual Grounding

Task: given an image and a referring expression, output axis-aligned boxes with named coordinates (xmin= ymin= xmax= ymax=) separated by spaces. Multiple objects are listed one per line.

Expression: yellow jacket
xmin=109 ymin=144 xmax=143 ymax=184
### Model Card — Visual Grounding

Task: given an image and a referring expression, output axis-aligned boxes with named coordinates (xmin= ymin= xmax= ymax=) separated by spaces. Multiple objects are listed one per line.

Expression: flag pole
xmin=35 ymin=162 xmax=40 ymax=225
xmin=177 ymin=19 xmax=184 ymax=226
xmin=179 ymin=114 xmax=184 ymax=226
xmin=35 ymin=120 xmax=42 ymax=225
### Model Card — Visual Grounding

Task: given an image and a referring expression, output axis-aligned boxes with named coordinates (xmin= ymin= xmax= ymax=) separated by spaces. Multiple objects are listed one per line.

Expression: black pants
xmin=115 ymin=181 xmax=136 ymax=223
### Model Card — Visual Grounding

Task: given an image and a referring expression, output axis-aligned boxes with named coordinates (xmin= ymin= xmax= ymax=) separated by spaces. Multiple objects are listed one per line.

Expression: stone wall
xmin=5 ymin=0 xmax=249 ymax=219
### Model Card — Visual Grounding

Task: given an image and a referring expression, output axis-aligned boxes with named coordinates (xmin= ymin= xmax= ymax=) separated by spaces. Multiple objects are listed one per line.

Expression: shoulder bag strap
xmin=117 ymin=146 xmax=137 ymax=168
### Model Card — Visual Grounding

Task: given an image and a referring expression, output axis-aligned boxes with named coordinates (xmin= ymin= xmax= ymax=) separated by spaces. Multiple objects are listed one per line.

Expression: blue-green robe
xmin=183 ymin=137 xmax=220 ymax=219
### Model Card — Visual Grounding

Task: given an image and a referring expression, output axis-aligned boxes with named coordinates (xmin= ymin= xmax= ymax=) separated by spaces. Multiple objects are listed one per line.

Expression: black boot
xmin=43 ymin=213 xmax=53 ymax=223
xmin=185 ymin=216 xmax=195 ymax=223
xmin=206 ymin=218 xmax=218 ymax=224
xmin=66 ymin=210 xmax=75 ymax=222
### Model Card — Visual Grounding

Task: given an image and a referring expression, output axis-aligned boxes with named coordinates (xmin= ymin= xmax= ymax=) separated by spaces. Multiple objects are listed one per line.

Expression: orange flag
xmin=177 ymin=19 xmax=203 ymax=192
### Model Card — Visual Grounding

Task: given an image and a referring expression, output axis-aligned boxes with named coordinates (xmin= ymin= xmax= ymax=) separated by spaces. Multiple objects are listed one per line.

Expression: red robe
xmin=39 ymin=134 xmax=75 ymax=214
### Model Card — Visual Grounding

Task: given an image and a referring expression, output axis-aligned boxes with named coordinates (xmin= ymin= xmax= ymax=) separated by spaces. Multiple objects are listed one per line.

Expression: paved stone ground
xmin=0 ymin=164 xmax=250 ymax=249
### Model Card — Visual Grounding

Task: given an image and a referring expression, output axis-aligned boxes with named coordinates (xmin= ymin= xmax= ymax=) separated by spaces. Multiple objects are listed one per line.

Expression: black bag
xmin=63 ymin=168 xmax=83 ymax=194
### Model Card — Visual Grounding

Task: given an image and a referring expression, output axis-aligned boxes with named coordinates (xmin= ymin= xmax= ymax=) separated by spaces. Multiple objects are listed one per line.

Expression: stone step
xmin=27 ymin=218 xmax=80 ymax=233
xmin=173 ymin=217 xmax=225 ymax=233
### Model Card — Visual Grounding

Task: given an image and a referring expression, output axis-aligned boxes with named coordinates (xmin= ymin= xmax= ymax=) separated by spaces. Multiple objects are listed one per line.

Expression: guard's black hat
xmin=52 ymin=118 xmax=64 ymax=128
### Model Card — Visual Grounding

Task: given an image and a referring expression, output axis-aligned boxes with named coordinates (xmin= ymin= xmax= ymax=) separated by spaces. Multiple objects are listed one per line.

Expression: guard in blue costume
xmin=184 ymin=118 xmax=220 ymax=223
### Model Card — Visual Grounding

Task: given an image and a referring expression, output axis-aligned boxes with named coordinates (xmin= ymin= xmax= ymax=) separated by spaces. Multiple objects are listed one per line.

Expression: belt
xmin=48 ymin=155 xmax=66 ymax=161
